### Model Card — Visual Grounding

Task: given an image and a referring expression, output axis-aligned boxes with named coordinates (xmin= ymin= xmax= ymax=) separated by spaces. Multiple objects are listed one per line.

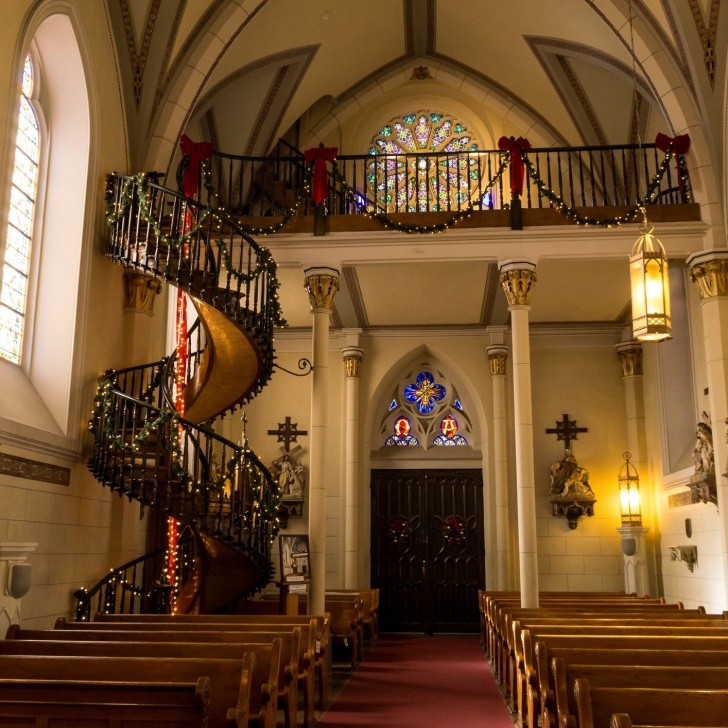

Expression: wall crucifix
xmin=546 ymin=413 xmax=588 ymax=450
xmin=267 ymin=416 xmax=308 ymax=452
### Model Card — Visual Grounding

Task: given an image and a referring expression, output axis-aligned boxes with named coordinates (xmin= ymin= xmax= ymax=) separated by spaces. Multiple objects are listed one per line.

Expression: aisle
xmin=317 ymin=635 xmax=514 ymax=728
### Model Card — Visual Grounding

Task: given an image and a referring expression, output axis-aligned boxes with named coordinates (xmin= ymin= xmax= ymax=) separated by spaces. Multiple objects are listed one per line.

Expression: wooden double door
xmin=371 ymin=469 xmax=485 ymax=634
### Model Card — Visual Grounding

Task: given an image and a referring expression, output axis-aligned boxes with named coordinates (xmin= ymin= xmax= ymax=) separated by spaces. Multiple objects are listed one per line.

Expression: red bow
xmin=655 ymin=133 xmax=690 ymax=191
xmin=304 ymin=146 xmax=338 ymax=204
xmin=179 ymin=135 xmax=213 ymax=198
xmin=498 ymin=136 xmax=532 ymax=196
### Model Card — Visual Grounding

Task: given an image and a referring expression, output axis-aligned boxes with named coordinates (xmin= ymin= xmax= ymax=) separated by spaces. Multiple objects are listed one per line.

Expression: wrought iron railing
xmin=199 ymin=141 xmax=691 ymax=225
xmin=87 ymin=360 xmax=281 ymax=593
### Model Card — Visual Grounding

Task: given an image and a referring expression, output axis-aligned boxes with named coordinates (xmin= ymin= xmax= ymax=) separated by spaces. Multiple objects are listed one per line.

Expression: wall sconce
xmin=618 ymin=452 xmax=642 ymax=526
xmin=669 ymin=545 xmax=698 ymax=572
xmin=630 ymin=208 xmax=672 ymax=342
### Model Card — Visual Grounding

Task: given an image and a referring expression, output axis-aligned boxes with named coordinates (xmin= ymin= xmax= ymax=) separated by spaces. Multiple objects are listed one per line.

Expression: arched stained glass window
xmin=1 ymin=55 xmax=39 ymax=364
xmin=380 ymin=363 xmax=474 ymax=449
xmin=367 ymin=111 xmax=487 ymax=213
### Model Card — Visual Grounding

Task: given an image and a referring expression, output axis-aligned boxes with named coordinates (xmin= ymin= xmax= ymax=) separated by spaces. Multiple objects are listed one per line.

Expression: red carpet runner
xmin=318 ymin=635 xmax=514 ymax=728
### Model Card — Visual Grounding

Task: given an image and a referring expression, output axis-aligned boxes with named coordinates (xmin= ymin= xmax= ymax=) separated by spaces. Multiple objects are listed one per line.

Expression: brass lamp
xmin=618 ymin=452 xmax=642 ymax=526
xmin=630 ymin=209 xmax=671 ymax=342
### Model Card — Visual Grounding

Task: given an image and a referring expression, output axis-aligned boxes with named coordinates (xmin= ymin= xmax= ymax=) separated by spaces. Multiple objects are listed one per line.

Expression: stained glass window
xmin=385 ymin=416 xmax=420 ymax=446
xmin=403 ymin=371 xmax=446 ymax=414
xmin=367 ymin=111 xmax=484 ymax=213
xmin=1 ymin=55 xmax=39 ymax=364
xmin=433 ymin=414 xmax=468 ymax=446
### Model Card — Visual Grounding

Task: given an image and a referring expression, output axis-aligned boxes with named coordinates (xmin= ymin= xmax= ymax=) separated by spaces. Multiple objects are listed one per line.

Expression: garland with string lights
xmin=328 ymin=155 xmax=511 ymax=234
xmin=520 ymin=147 xmax=678 ymax=227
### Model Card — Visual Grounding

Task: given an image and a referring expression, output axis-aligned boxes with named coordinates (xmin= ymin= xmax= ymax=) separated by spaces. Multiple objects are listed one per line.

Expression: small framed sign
xmin=279 ymin=535 xmax=310 ymax=582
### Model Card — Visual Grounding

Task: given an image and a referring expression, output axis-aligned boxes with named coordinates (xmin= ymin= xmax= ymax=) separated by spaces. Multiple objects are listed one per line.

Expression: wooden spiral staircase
xmin=84 ymin=172 xmax=285 ymax=617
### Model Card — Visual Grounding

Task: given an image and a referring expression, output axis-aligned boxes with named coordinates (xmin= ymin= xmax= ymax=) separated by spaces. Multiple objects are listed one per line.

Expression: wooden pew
xmin=66 ymin=613 xmax=332 ymax=713
xmin=0 ymin=653 xmax=267 ymax=728
xmin=536 ymin=644 xmax=728 ymax=728
xmin=0 ymin=675 xmax=211 ymax=727
xmin=0 ymin=635 xmax=295 ymax=728
xmin=520 ymin=633 xmax=728 ymax=728
xmin=514 ymin=621 xmax=728 ymax=727
xmin=325 ymin=589 xmax=379 ymax=648
xmin=573 ymin=678 xmax=728 ymax=728
xmin=552 ymin=658 xmax=728 ymax=728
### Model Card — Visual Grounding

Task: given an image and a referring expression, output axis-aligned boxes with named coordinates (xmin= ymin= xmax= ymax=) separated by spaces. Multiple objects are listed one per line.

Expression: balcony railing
xmin=198 ymin=141 xmax=691 ymax=228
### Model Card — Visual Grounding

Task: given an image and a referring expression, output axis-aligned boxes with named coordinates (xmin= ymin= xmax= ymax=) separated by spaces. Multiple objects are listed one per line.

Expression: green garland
xmin=330 ymin=154 xmax=511 ymax=234
xmin=521 ymin=149 xmax=676 ymax=227
xmin=105 ymin=173 xmax=287 ymax=328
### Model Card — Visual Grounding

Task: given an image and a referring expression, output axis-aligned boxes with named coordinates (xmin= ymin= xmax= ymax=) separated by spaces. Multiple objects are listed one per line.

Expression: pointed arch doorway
xmin=371 ymin=468 xmax=485 ymax=635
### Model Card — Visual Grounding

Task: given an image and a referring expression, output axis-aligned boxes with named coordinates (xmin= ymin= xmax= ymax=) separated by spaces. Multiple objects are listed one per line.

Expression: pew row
xmin=1 ymin=634 xmax=295 ymax=728
xmin=63 ymin=613 xmax=331 ymax=712
xmin=0 ymin=653 xmax=267 ymax=728
xmin=0 ymin=676 xmax=210 ymax=727
xmin=574 ymin=679 xmax=728 ymax=728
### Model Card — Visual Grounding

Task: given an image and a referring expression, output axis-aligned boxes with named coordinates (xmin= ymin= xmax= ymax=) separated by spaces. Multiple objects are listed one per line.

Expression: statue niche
xmin=270 ymin=445 xmax=306 ymax=528
xmin=549 ymin=449 xmax=597 ymax=529
xmin=688 ymin=417 xmax=717 ymax=506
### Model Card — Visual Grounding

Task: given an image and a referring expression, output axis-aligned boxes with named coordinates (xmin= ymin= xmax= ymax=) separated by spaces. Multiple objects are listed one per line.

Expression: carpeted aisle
xmin=317 ymin=635 xmax=514 ymax=728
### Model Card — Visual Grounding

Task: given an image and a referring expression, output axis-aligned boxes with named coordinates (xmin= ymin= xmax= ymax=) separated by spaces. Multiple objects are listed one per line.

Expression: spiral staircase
xmin=84 ymin=171 xmax=284 ymax=616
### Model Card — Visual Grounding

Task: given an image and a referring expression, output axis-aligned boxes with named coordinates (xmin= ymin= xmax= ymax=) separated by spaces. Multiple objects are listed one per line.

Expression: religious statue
xmin=549 ymin=449 xmax=595 ymax=500
xmin=692 ymin=420 xmax=714 ymax=475
xmin=270 ymin=447 xmax=305 ymax=499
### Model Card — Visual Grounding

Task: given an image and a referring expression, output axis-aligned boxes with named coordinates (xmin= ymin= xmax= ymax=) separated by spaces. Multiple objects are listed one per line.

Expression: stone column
xmin=0 ymin=543 xmax=38 ymax=636
xmin=304 ymin=266 xmax=339 ymax=615
xmin=487 ymin=344 xmax=511 ymax=590
xmin=122 ymin=272 xmax=163 ymax=368
xmin=686 ymin=249 xmax=728 ymax=601
xmin=614 ymin=341 xmax=653 ymax=597
xmin=499 ymin=259 xmax=539 ymax=608
xmin=342 ymin=346 xmax=363 ymax=589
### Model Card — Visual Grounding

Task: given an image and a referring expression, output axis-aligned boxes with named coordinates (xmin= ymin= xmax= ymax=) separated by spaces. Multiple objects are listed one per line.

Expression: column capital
xmin=686 ymin=248 xmax=728 ymax=299
xmin=487 ymin=345 xmax=509 ymax=375
xmin=615 ymin=341 xmax=644 ymax=377
xmin=499 ymin=259 xmax=537 ymax=307
xmin=304 ymin=266 xmax=339 ymax=311
xmin=123 ymin=272 xmax=162 ymax=315
xmin=342 ymin=347 xmax=364 ymax=377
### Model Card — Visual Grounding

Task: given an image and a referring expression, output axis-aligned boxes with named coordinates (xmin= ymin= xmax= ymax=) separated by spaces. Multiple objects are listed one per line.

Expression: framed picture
xmin=279 ymin=535 xmax=310 ymax=582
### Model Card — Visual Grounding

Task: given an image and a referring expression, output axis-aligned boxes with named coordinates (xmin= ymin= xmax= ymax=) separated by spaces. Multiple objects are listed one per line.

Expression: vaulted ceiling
xmin=105 ymin=0 xmax=721 ymax=331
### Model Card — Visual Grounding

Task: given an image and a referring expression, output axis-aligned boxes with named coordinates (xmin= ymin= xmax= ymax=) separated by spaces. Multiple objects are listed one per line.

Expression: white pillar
xmin=686 ymin=249 xmax=728 ymax=604
xmin=616 ymin=526 xmax=650 ymax=597
xmin=499 ymin=259 xmax=539 ymax=608
xmin=342 ymin=346 xmax=363 ymax=589
xmin=487 ymin=344 xmax=511 ymax=590
xmin=0 ymin=542 xmax=38 ymax=637
xmin=615 ymin=341 xmax=654 ymax=597
xmin=304 ymin=267 xmax=339 ymax=616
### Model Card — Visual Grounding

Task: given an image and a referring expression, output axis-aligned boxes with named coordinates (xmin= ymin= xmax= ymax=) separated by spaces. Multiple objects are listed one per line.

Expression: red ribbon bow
xmin=655 ymin=133 xmax=690 ymax=191
xmin=179 ymin=134 xmax=214 ymax=198
xmin=498 ymin=136 xmax=532 ymax=196
xmin=304 ymin=145 xmax=338 ymax=204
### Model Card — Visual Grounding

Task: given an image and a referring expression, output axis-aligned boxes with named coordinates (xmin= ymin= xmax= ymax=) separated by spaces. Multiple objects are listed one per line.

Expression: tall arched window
xmin=1 ymin=54 xmax=40 ymax=364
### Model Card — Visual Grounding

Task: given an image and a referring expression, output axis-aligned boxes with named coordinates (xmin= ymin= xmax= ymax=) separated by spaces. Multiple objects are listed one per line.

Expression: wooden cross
xmin=546 ymin=413 xmax=588 ymax=450
xmin=268 ymin=417 xmax=308 ymax=452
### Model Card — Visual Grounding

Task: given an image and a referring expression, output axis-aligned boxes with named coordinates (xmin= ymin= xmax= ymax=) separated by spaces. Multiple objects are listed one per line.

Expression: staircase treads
xmin=182 ymin=297 xmax=263 ymax=424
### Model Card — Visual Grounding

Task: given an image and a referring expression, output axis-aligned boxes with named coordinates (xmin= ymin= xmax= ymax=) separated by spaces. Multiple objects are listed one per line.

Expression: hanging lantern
xmin=630 ymin=210 xmax=671 ymax=342
xmin=618 ymin=452 xmax=642 ymax=526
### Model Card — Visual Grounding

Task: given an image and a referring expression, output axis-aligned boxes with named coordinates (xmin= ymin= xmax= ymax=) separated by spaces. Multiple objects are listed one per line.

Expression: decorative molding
xmin=487 ymin=346 xmax=508 ymax=376
xmin=343 ymin=266 xmax=369 ymax=328
xmin=245 ymin=66 xmax=289 ymax=156
xmin=0 ymin=453 xmax=70 ymax=486
xmin=616 ymin=342 xmax=644 ymax=376
xmin=118 ymin=0 xmax=162 ymax=109
xmin=668 ymin=490 xmax=693 ymax=507
xmin=499 ymin=264 xmax=537 ymax=307
xmin=556 ymin=54 xmax=608 ymax=145
xmin=687 ymin=0 xmax=720 ymax=88
xmin=688 ymin=259 xmax=728 ymax=299
xmin=342 ymin=347 xmax=364 ymax=378
xmin=304 ymin=268 xmax=340 ymax=311
xmin=123 ymin=272 xmax=163 ymax=313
